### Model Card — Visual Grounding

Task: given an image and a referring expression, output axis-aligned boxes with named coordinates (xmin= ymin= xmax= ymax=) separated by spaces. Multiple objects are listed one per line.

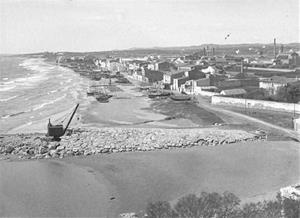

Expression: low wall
xmin=211 ymin=95 xmax=300 ymax=114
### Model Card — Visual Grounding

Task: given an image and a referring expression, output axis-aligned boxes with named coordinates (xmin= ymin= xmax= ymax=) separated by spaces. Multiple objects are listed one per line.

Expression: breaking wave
xmin=0 ymin=95 xmax=18 ymax=102
xmin=31 ymin=94 xmax=67 ymax=111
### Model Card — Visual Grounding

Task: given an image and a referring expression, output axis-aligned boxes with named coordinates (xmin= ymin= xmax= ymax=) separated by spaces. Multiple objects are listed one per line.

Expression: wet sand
xmin=1 ymin=141 xmax=299 ymax=217
xmin=81 ymin=83 xmax=198 ymax=129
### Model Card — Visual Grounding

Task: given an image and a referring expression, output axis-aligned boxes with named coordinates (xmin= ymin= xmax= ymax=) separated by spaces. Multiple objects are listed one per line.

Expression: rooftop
xmin=261 ymin=76 xmax=299 ymax=84
xmin=162 ymin=70 xmax=185 ymax=76
xmin=221 ymin=88 xmax=246 ymax=96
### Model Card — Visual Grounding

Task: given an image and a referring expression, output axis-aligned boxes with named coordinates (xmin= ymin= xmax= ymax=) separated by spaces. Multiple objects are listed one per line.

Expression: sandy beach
xmin=0 ymin=141 xmax=299 ymax=217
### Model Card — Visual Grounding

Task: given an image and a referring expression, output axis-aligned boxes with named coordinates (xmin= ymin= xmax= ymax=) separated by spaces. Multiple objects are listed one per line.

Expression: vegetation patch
xmin=144 ymin=192 xmax=299 ymax=218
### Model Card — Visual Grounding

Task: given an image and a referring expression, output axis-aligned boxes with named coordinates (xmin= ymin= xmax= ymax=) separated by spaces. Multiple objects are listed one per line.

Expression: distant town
xmin=41 ymin=40 xmax=300 ymax=131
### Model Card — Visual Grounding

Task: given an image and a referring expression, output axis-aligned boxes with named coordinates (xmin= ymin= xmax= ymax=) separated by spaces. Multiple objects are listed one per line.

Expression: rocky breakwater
xmin=0 ymin=128 xmax=264 ymax=160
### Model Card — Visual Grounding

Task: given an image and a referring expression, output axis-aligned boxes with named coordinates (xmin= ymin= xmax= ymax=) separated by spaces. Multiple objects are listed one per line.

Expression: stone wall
xmin=211 ymin=95 xmax=300 ymax=113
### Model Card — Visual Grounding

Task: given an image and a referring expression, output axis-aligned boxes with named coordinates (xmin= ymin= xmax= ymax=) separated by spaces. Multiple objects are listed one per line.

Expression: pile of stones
xmin=0 ymin=127 xmax=263 ymax=160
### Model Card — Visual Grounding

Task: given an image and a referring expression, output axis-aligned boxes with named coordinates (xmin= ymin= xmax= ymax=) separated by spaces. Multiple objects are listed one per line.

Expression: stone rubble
xmin=0 ymin=127 xmax=264 ymax=160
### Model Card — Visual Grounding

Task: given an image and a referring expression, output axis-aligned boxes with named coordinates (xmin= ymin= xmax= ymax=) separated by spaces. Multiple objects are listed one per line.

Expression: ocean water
xmin=0 ymin=55 xmax=90 ymax=133
xmin=0 ymin=56 xmax=185 ymax=134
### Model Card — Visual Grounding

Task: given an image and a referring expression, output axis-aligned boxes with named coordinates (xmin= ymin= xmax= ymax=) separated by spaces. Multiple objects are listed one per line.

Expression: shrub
xmin=145 ymin=191 xmax=299 ymax=218
xmin=174 ymin=194 xmax=203 ymax=218
xmin=283 ymin=197 xmax=300 ymax=218
xmin=145 ymin=201 xmax=176 ymax=218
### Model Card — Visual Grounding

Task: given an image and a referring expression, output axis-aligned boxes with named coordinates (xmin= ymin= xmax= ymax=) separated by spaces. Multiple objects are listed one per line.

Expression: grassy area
xmin=150 ymin=98 xmax=224 ymax=127
xmin=222 ymin=106 xmax=295 ymax=129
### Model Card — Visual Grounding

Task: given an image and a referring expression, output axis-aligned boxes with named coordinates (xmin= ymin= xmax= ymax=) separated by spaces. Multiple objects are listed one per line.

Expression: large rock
xmin=4 ymin=145 xmax=14 ymax=154
xmin=38 ymin=146 xmax=48 ymax=154
xmin=49 ymin=149 xmax=58 ymax=157
xmin=48 ymin=142 xmax=59 ymax=150
xmin=101 ymin=148 xmax=110 ymax=153
xmin=56 ymin=145 xmax=65 ymax=152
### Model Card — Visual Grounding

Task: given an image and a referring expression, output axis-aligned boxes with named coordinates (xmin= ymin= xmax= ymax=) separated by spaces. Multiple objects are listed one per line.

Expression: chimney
xmin=241 ymin=61 xmax=244 ymax=74
xmin=212 ymin=47 xmax=215 ymax=56
xmin=274 ymin=38 xmax=277 ymax=59
xmin=280 ymin=44 xmax=284 ymax=53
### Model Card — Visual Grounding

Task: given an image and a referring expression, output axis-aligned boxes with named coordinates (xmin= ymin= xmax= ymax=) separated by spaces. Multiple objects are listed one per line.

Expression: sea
xmin=0 ymin=55 xmax=187 ymax=134
xmin=0 ymin=55 xmax=90 ymax=133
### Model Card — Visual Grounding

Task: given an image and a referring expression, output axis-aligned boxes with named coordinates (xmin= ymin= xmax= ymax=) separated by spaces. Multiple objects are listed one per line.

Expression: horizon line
xmin=2 ymin=41 xmax=300 ymax=55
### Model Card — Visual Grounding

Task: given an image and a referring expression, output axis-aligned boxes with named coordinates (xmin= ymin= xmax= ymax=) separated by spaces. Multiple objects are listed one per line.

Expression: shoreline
xmin=1 ymin=140 xmax=299 ymax=217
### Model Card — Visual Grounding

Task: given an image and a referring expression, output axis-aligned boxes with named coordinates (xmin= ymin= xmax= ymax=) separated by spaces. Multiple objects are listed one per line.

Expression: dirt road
xmin=195 ymin=96 xmax=300 ymax=140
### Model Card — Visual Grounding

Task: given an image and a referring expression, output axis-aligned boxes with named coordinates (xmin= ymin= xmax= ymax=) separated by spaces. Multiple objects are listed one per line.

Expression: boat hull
xmin=170 ymin=95 xmax=191 ymax=101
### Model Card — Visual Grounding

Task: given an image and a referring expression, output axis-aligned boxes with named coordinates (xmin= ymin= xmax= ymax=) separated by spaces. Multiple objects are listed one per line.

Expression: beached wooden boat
xmin=170 ymin=94 xmax=191 ymax=101
xmin=139 ymin=86 xmax=152 ymax=91
xmin=87 ymin=85 xmax=100 ymax=96
xmin=95 ymin=93 xmax=112 ymax=103
xmin=115 ymin=77 xmax=131 ymax=84
xmin=87 ymin=87 xmax=97 ymax=96
xmin=148 ymin=91 xmax=171 ymax=99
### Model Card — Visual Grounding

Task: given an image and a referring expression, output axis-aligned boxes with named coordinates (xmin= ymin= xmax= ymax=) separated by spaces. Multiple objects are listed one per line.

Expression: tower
xmin=274 ymin=38 xmax=277 ymax=59
xmin=280 ymin=44 xmax=284 ymax=53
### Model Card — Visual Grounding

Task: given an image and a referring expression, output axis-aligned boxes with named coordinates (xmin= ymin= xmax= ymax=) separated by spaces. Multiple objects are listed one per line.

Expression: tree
xmin=260 ymin=200 xmax=281 ymax=218
xmin=276 ymin=82 xmax=300 ymax=103
xmin=174 ymin=194 xmax=203 ymax=218
xmin=144 ymin=191 xmax=299 ymax=218
xmin=200 ymin=192 xmax=223 ymax=217
xmin=282 ymin=198 xmax=300 ymax=218
xmin=219 ymin=191 xmax=241 ymax=218
xmin=146 ymin=201 xmax=176 ymax=218
xmin=240 ymin=202 xmax=264 ymax=218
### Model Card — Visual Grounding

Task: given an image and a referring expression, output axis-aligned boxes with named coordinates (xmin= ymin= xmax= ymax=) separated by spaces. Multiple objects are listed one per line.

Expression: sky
xmin=0 ymin=0 xmax=299 ymax=54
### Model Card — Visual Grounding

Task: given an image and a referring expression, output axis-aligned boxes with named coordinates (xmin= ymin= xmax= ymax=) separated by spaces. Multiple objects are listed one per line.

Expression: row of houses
xmin=125 ymin=58 xmax=255 ymax=97
xmin=259 ymin=76 xmax=299 ymax=95
xmin=121 ymin=50 xmax=300 ymax=98
xmin=57 ymin=55 xmax=124 ymax=72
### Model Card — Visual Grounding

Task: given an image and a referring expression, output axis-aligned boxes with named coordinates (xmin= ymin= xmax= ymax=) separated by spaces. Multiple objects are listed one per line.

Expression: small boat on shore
xmin=115 ymin=77 xmax=131 ymax=84
xmin=139 ymin=86 xmax=152 ymax=91
xmin=148 ymin=91 xmax=171 ymax=99
xmin=170 ymin=94 xmax=191 ymax=101
xmin=95 ymin=93 xmax=113 ymax=103
xmin=87 ymin=87 xmax=98 ymax=96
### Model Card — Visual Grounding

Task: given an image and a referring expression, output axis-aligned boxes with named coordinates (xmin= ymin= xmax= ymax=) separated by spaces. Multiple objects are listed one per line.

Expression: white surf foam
xmin=0 ymin=95 xmax=18 ymax=102
xmin=47 ymin=89 xmax=58 ymax=95
xmin=0 ymin=84 xmax=17 ymax=92
xmin=31 ymin=94 xmax=67 ymax=111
